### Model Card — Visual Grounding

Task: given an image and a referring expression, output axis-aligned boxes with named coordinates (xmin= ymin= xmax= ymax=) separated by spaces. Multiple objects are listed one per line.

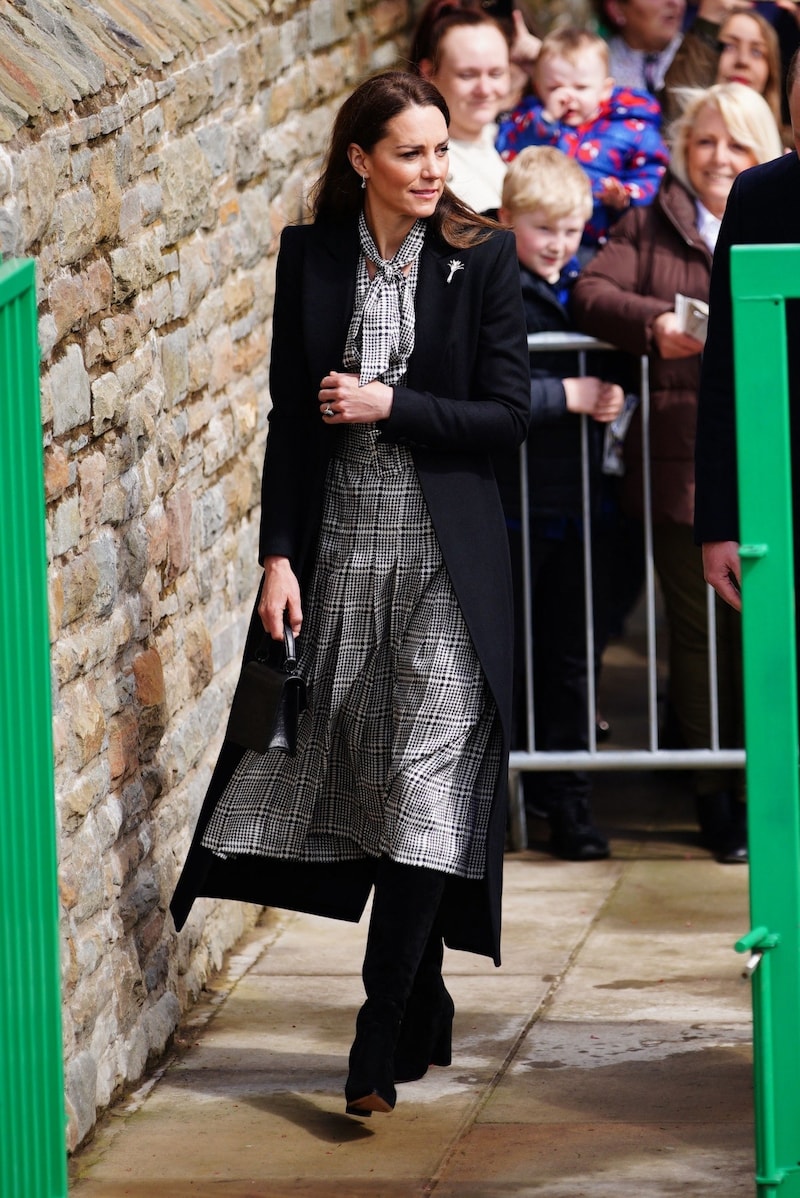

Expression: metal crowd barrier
xmin=508 ymin=332 xmax=746 ymax=851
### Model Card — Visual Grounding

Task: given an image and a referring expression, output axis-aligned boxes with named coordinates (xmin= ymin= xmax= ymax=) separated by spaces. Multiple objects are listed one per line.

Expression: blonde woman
xmin=572 ymin=84 xmax=782 ymax=863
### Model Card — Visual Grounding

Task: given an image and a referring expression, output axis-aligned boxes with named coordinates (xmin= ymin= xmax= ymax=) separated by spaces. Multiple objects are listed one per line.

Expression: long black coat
xmin=170 ymin=217 xmax=530 ymax=964
xmin=695 ymin=151 xmax=800 ymax=545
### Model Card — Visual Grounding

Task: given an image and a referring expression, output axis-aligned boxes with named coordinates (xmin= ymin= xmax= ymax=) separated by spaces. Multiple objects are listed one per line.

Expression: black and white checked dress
xmin=202 ymin=236 xmax=501 ymax=880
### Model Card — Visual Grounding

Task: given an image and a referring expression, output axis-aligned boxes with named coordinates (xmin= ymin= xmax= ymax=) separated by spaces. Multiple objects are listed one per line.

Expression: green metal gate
xmin=0 ymin=259 xmax=67 ymax=1197
xmin=731 ymin=243 xmax=800 ymax=1197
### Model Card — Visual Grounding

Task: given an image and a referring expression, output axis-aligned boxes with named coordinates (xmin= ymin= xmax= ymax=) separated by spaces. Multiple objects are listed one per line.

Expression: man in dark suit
xmin=695 ymin=50 xmax=800 ymax=604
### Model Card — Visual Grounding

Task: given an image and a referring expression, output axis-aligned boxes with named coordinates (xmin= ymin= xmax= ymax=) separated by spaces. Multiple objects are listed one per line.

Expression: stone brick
xmin=371 ymin=0 xmax=408 ymax=37
xmin=0 ymin=146 xmax=12 ymax=198
xmin=49 ymin=344 xmax=91 ymax=436
xmin=202 ymin=412 xmax=234 ymax=474
xmin=17 ymin=141 xmax=58 ymax=246
xmin=60 ymin=762 xmax=111 ymax=826
xmin=185 ymin=617 xmax=214 ymax=695
xmin=159 ymin=134 xmax=214 ymax=246
xmin=44 ymin=442 xmax=71 ymax=500
xmin=175 ymin=237 xmax=214 ymax=317
xmin=91 ymin=371 xmax=124 ymax=434
xmin=144 ymin=499 xmax=169 ymax=567
xmin=98 ymin=312 xmax=140 ymax=363
xmin=78 ymin=452 xmax=107 ymax=533
xmin=232 ymin=113 xmax=263 ymax=185
xmin=57 ymin=186 xmax=98 ymax=265
xmin=132 ymin=647 xmax=166 ymax=707
xmin=90 ymin=142 xmax=123 ymax=243
xmin=309 ymin=0 xmax=351 ymax=50
xmin=60 ymin=553 xmax=100 ymax=626
xmin=165 ymin=488 xmax=193 ymax=579
xmin=70 ymin=686 xmax=106 ymax=768
xmin=164 ymin=62 xmax=214 ymax=129
xmin=196 ymin=122 xmax=231 ymax=178
xmin=49 ymin=494 xmax=81 ymax=558
xmin=0 ymin=201 xmax=22 ymax=258
xmin=89 ymin=531 xmax=119 ymax=616
xmin=107 ymin=711 xmax=140 ymax=783
xmin=110 ymin=229 xmax=166 ymax=302
xmin=39 ymin=313 xmax=58 ymax=361
xmin=49 ymin=570 xmax=64 ymax=636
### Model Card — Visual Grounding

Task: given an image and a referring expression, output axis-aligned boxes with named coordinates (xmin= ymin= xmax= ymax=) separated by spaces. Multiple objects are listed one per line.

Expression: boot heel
xmin=429 ymin=1016 xmax=452 ymax=1067
xmin=344 ymin=1002 xmax=398 ymax=1117
xmin=394 ymin=989 xmax=454 ymax=1081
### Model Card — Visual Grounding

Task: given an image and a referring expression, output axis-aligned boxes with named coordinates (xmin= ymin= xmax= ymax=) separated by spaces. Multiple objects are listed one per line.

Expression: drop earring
xmin=361 ymin=176 xmax=367 ymax=190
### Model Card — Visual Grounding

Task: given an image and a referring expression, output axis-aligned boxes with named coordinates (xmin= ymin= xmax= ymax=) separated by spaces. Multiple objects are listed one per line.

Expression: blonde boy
xmin=497 ymin=146 xmax=623 ymax=862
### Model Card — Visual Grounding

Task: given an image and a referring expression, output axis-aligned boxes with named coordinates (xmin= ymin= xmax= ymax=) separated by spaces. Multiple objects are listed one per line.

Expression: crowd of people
xmin=170 ymin=0 xmax=799 ymax=1120
xmin=402 ymin=0 xmax=796 ymax=868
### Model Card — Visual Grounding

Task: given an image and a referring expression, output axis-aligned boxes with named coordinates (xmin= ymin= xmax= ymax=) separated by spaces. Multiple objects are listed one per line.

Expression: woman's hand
xmin=564 ymin=377 xmax=625 ymax=422
xmin=652 ymin=312 xmax=705 ymax=359
xmin=319 ymin=372 xmax=394 ymax=423
xmin=259 ymin=556 xmax=303 ymax=639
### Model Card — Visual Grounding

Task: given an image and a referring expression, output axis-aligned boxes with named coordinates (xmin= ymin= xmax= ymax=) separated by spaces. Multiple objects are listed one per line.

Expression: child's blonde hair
xmin=501 ymin=146 xmax=593 ymax=224
xmin=535 ymin=27 xmax=610 ymax=81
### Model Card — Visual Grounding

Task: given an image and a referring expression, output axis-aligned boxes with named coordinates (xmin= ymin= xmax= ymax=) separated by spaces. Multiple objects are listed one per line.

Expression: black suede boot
xmin=393 ymin=922 xmax=454 ymax=1083
xmin=345 ymin=858 xmax=447 ymax=1117
xmin=549 ymin=797 xmax=610 ymax=861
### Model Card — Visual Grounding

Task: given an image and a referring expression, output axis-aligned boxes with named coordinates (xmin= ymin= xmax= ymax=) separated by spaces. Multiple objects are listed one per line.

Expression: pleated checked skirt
xmin=201 ymin=426 xmax=501 ymax=880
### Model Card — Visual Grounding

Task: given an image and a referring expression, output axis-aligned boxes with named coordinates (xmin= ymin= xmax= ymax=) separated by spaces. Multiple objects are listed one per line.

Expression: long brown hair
xmin=309 ymin=70 xmax=498 ymax=249
xmin=717 ymin=7 xmax=782 ymax=133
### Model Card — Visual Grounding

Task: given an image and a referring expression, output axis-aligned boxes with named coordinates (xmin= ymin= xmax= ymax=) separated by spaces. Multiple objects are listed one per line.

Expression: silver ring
xmin=323 ymin=406 xmax=334 ymax=417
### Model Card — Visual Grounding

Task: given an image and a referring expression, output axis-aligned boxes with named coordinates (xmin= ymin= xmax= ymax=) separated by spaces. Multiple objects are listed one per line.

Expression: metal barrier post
xmin=731 ymin=244 xmax=800 ymax=1196
xmin=0 ymin=259 xmax=67 ymax=1197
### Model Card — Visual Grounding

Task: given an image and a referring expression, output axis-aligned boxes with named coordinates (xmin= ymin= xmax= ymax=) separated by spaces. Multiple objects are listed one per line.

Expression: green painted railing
xmin=0 ymin=259 xmax=67 ymax=1197
xmin=731 ymin=244 xmax=800 ymax=1197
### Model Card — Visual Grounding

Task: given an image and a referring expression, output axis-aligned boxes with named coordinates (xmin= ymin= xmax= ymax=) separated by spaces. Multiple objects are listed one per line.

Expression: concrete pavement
xmin=69 ymin=769 xmax=753 ymax=1197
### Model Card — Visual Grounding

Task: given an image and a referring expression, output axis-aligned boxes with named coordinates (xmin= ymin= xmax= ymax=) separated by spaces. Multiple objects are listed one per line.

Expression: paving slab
xmin=69 ymin=774 xmax=754 ymax=1197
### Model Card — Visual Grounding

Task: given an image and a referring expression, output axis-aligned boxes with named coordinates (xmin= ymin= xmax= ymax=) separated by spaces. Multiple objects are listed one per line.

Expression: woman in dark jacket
xmin=170 ymin=70 xmax=530 ymax=1118
xmin=572 ymin=82 xmax=782 ymax=862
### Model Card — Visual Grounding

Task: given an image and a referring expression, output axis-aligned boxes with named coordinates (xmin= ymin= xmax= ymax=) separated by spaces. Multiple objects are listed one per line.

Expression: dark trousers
xmin=510 ymin=521 xmax=599 ymax=809
xmin=652 ymin=522 xmax=743 ymax=797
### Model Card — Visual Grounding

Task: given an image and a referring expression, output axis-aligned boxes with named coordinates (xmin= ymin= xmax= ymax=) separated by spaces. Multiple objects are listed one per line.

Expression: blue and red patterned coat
xmin=496 ymin=87 xmax=669 ymax=248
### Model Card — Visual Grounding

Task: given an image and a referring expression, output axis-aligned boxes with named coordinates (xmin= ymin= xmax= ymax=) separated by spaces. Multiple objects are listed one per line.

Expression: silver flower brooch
xmin=446 ymin=259 xmax=464 ymax=284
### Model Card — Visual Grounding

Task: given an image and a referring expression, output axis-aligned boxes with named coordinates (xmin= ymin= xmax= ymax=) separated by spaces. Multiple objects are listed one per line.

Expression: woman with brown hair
xmin=411 ymin=2 xmax=512 ymax=212
xmin=170 ymin=70 xmax=530 ymax=1119
xmin=663 ymin=4 xmax=786 ymax=137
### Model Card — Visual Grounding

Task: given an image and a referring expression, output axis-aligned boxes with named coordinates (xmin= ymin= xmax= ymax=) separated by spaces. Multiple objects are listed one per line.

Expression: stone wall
xmin=0 ymin=0 xmax=410 ymax=1150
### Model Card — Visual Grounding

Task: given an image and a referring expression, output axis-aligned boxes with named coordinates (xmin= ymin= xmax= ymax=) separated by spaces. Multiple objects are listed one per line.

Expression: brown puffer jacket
xmin=571 ymin=171 xmax=712 ymax=526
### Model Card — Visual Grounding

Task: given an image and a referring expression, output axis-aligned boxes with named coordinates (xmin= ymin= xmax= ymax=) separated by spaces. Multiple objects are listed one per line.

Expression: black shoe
xmin=549 ymin=801 xmax=610 ymax=862
xmin=696 ymin=792 xmax=747 ymax=864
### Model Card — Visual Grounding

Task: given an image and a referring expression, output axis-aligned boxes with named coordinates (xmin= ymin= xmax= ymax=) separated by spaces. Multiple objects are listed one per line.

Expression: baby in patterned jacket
xmin=496 ymin=27 xmax=669 ymax=250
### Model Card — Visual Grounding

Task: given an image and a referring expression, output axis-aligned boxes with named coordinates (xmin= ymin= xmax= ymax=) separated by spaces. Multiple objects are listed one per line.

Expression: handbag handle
xmin=254 ymin=613 xmax=298 ymax=672
xmin=282 ymin=615 xmax=297 ymax=671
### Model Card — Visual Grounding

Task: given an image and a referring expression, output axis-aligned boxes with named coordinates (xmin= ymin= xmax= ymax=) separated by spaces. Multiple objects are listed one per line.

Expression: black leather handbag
xmin=225 ymin=620 xmax=307 ymax=755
